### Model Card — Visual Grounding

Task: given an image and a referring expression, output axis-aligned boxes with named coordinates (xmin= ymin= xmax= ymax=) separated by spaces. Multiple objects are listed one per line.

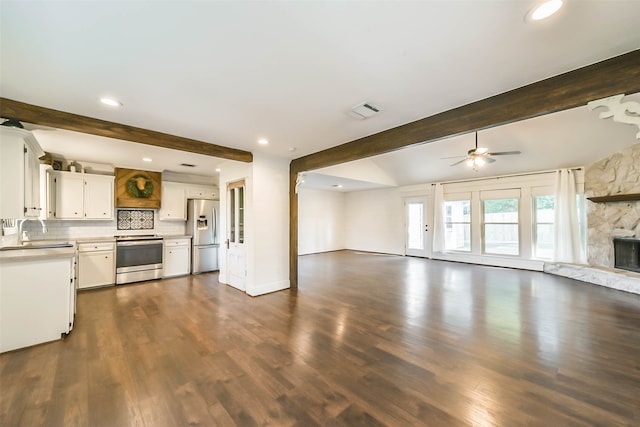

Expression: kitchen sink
xmin=0 ymin=243 xmax=74 ymax=251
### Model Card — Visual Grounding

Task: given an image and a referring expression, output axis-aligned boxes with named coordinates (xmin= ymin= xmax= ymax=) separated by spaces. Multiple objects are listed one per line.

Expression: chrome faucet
xmin=17 ymin=218 xmax=47 ymax=244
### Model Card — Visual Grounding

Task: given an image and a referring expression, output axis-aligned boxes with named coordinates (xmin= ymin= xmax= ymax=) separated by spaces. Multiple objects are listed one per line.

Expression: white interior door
xmin=226 ymin=181 xmax=246 ymax=291
xmin=405 ymin=196 xmax=433 ymax=258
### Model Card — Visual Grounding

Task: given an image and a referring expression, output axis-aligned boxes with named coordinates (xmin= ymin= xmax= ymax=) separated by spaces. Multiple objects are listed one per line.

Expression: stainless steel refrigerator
xmin=186 ymin=199 xmax=220 ymax=273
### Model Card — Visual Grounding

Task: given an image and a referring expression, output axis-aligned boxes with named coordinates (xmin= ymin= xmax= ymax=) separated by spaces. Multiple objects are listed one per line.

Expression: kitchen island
xmin=0 ymin=243 xmax=76 ymax=353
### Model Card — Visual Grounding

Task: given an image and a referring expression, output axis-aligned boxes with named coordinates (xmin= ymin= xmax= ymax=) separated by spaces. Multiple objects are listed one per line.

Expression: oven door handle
xmin=116 ymin=240 xmax=163 ymax=247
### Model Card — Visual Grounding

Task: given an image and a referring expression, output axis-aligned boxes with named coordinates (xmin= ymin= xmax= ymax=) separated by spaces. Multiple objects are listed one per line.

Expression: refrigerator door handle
xmin=212 ymin=207 xmax=217 ymax=242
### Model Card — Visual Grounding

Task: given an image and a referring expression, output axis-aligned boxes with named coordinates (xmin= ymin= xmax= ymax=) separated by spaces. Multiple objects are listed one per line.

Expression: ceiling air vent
xmin=350 ymin=102 xmax=381 ymax=120
xmin=180 ymin=163 xmax=196 ymax=167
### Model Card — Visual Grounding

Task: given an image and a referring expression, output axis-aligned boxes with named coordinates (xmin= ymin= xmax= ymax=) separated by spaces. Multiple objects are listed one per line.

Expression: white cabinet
xmin=163 ymin=238 xmax=191 ymax=277
xmin=186 ymin=184 xmax=218 ymax=200
xmin=0 ymin=127 xmax=44 ymax=219
xmin=159 ymin=182 xmax=187 ymax=221
xmin=84 ymin=176 xmax=114 ymax=219
xmin=0 ymin=251 xmax=75 ymax=353
xmin=77 ymin=242 xmax=115 ymax=289
xmin=49 ymin=171 xmax=114 ymax=220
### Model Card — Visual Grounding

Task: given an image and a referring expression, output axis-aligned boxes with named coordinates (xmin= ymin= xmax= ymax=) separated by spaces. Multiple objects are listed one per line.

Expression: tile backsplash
xmin=21 ymin=210 xmax=185 ymax=240
xmin=117 ymin=209 xmax=154 ymax=230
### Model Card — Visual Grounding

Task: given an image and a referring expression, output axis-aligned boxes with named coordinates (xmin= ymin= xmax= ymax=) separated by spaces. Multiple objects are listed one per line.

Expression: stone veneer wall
xmin=585 ymin=142 xmax=640 ymax=268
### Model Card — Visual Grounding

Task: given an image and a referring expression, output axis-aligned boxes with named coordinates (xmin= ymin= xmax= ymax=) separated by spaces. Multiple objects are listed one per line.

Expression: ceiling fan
xmin=442 ymin=132 xmax=521 ymax=169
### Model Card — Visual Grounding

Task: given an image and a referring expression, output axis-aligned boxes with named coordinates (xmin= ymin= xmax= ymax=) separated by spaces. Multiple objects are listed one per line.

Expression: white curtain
xmin=432 ymin=183 xmax=445 ymax=253
xmin=553 ymin=169 xmax=585 ymax=264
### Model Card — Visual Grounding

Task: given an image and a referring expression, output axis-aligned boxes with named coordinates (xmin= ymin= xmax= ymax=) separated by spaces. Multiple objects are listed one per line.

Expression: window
xmin=534 ymin=195 xmax=554 ymax=259
xmin=483 ymin=198 xmax=519 ymax=255
xmin=444 ymin=200 xmax=471 ymax=251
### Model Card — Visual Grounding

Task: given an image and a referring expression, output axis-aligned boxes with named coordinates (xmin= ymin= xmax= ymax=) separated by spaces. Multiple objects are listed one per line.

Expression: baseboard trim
xmin=246 ymin=279 xmax=290 ymax=297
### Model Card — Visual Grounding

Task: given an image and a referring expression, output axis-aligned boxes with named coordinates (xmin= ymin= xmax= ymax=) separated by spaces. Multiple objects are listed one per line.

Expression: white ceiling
xmin=1 ymin=1 xmax=639 ymax=183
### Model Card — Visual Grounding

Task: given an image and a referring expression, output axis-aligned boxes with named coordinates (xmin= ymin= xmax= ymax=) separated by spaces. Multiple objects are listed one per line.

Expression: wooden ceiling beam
xmin=0 ymin=98 xmax=253 ymax=163
xmin=291 ymin=49 xmax=640 ymax=174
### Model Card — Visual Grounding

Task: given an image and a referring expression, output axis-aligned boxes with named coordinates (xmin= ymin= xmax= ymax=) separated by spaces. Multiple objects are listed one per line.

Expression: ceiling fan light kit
xmin=444 ymin=132 xmax=521 ymax=170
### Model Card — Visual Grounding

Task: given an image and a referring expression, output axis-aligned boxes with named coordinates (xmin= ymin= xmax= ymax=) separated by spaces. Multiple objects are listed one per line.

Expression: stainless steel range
xmin=115 ymin=235 xmax=163 ymax=284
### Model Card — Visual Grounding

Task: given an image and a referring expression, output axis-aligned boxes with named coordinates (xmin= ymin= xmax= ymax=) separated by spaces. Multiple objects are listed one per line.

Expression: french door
xmin=226 ymin=180 xmax=246 ymax=291
xmin=405 ymin=196 xmax=433 ymax=258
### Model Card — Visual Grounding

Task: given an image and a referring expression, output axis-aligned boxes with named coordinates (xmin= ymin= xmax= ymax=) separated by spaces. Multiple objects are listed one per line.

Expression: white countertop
xmin=0 ymin=242 xmax=77 ymax=262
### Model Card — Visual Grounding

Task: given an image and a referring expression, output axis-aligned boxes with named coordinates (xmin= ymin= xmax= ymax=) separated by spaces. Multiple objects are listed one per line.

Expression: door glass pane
xmin=238 ymin=187 xmax=244 ymax=244
xmin=229 ymin=188 xmax=236 ymax=243
xmin=407 ymin=202 xmax=424 ymax=250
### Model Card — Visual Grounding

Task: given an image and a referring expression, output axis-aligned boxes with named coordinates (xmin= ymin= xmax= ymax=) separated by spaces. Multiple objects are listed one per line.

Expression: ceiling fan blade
xmin=484 ymin=156 xmax=496 ymax=164
xmin=450 ymin=158 xmax=469 ymax=167
xmin=488 ymin=151 xmax=521 ymax=156
xmin=440 ymin=155 xmax=467 ymax=159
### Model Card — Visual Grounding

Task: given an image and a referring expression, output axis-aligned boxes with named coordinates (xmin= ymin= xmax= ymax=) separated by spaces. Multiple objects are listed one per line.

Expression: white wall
xmin=218 ymin=156 xmax=290 ymax=296
xmin=247 ymin=154 xmax=290 ymax=296
xmin=345 ymin=188 xmax=405 ymax=255
xmin=298 ymin=189 xmax=345 ymax=255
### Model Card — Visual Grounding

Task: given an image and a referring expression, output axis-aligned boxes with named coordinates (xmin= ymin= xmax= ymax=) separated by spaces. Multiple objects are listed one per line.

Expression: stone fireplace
xmin=585 ymin=142 xmax=640 ymax=269
xmin=545 ymin=142 xmax=640 ymax=295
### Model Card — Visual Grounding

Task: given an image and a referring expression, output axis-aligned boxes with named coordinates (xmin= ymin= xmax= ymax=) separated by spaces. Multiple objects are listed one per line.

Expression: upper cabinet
xmin=0 ymin=127 xmax=45 ymax=219
xmin=158 ymin=181 xmax=186 ymax=221
xmin=186 ymin=184 xmax=218 ymax=200
xmin=159 ymin=182 xmax=219 ymax=221
xmin=48 ymin=171 xmax=114 ymax=220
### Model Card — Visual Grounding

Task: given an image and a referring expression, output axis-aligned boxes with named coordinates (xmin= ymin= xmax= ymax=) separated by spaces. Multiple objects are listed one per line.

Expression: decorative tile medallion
xmin=117 ymin=209 xmax=154 ymax=230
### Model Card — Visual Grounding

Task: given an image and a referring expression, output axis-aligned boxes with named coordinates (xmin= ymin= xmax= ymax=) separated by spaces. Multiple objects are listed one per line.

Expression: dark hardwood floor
xmin=2 ymin=251 xmax=640 ymax=426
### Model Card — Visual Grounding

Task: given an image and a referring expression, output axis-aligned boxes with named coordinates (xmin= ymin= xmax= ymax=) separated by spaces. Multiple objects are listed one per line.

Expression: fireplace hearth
xmin=613 ymin=237 xmax=640 ymax=273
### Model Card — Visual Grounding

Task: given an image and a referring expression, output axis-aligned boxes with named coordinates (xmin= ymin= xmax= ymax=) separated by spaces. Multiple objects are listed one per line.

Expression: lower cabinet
xmin=0 ymin=253 xmax=75 ymax=353
xmin=164 ymin=238 xmax=191 ymax=277
xmin=78 ymin=242 xmax=115 ymax=289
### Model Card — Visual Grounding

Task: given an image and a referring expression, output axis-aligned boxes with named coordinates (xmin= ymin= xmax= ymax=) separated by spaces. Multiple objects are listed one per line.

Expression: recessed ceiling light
xmin=258 ymin=138 xmax=269 ymax=145
xmin=100 ymin=97 xmax=122 ymax=107
xmin=215 ymin=168 xmax=221 ymax=172
xmin=142 ymin=157 xmax=152 ymax=162
xmin=526 ymin=0 xmax=563 ymax=21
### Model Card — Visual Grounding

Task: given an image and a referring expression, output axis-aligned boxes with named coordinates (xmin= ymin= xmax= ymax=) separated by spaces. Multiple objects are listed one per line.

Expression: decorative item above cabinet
xmin=115 ymin=168 xmax=161 ymax=209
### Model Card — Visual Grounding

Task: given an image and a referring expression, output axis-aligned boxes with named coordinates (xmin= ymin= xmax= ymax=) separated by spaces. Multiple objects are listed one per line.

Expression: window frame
xmin=482 ymin=197 xmax=521 ymax=257
xmin=443 ymin=199 xmax=472 ymax=252
xmin=533 ymin=194 xmax=555 ymax=260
